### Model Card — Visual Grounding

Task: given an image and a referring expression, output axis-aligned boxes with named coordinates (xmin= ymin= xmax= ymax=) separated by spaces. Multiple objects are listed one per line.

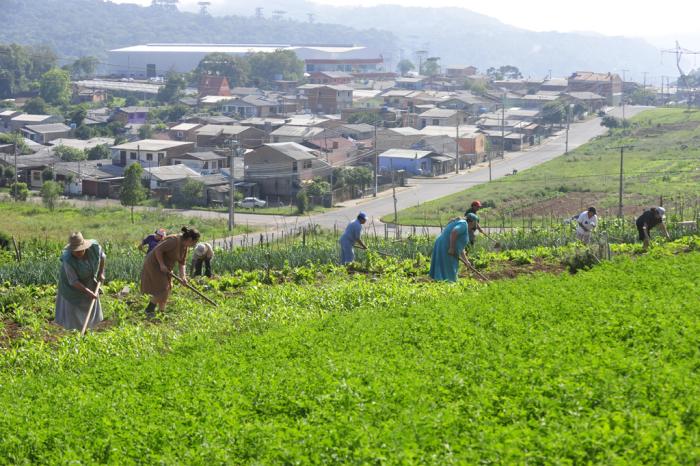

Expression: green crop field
xmin=0 ymin=202 xmax=253 ymax=245
xmin=1 ymin=235 xmax=700 ymax=462
xmin=389 ymin=107 xmax=700 ymax=226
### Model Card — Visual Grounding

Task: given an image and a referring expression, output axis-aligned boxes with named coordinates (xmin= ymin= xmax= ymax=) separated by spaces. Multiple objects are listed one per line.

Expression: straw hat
xmin=66 ymin=232 xmax=93 ymax=252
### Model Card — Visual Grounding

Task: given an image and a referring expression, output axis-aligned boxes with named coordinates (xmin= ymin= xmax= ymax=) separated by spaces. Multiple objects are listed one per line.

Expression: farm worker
xmin=191 ymin=242 xmax=214 ymax=278
xmin=464 ymin=200 xmax=486 ymax=245
xmin=573 ymin=207 xmax=598 ymax=243
xmin=139 ymin=228 xmax=166 ymax=254
xmin=54 ymin=232 xmax=106 ymax=330
xmin=429 ymin=216 xmax=470 ymax=282
xmin=339 ymin=212 xmax=368 ymax=264
xmin=636 ymin=207 xmax=670 ymax=251
xmin=140 ymin=226 xmax=200 ymax=318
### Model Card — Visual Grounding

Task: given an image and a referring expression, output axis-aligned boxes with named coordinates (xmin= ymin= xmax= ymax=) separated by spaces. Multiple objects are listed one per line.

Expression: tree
xmin=74 ymin=124 xmax=95 ymax=140
xmin=41 ymin=167 xmax=54 ymax=181
xmin=39 ymin=68 xmax=71 ymax=105
xmin=125 ymin=95 xmax=139 ymax=107
xmin=541 ymin=101 xmax=566 ymax=127
xmin=422 ymin=57 xmax=441 ymax=76
xmin=23 ymin=97 xmax=48 ymax=114
xmin=87 ymin=144 xmax=110 ymax=160
xmin=247 ymin=50 xmax=304 ymax=85
xmin=195 ymin=53 xmax=249 ymax=87
xmin=173 ymin=178 xmax=205 ymax=208
xmin=54 ymin=145 xmax=87 ymax=162
xmin=40 ymin=180 xmax=62 ymax=211
xmin=601 ymin=115 xmax=621 ymax=129
xmin=295 ymin=189 xmax=309 ymax=214
xmin=138 ymin=123 xmax=154 ymax=139
xmin=499 ymin=65 xmax=522 ymax=80
xmin=347 ymin=111 xmax=380 ymax=124
xmin=120 ymin=163 xmax=146 ymax=223
xmin=9 ymin=182 xmax=29 ymax=201
xmin=70 ymin=56 xmax=99 ymax=79
xmin=69 ymin=107 xmax=87 ymax=127
xmin=157 ymin=71 xmax=186 ymax=104
xmin=3 ymin=166 xmax=15 ymax=183
xmin=397 ymin=59 xmax=415 ymax=76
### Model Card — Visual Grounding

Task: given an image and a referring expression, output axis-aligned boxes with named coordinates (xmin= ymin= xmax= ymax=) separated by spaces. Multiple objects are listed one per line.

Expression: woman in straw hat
xmin=141 ymin=226 xmax=200 ymax=318
xmin=55 ymin=232 xmax=106 ymax=330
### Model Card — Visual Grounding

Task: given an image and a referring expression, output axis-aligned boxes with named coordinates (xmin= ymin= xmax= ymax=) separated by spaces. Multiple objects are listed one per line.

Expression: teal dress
xmin=429 ymin=219 xmax=470 ymax=282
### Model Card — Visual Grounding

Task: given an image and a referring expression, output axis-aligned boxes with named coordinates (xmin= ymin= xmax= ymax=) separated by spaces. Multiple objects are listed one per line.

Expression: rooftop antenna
xmin=151 ymin=0 xmax=178 ymax=10
xmin=198 ymin=1 xmax=210 ymax=15
xmin=255 ymin=7 xmax=263 ymax=19
xmin=415 ymin=50 xmax=428 ymax=75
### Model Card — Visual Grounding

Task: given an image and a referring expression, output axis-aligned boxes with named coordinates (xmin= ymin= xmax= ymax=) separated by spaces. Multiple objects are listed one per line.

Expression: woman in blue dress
xmin=429 ymin=216 xmax=470 ymax=282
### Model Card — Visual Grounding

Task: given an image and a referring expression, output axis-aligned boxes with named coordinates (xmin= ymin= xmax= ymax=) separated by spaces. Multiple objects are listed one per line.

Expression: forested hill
xmin=0 ymin=0 xmax=396 ymax=61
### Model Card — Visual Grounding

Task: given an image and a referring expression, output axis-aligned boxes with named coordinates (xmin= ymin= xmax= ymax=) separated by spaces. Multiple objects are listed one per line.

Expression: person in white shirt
xmin=574 ymin=207 xmax=598 ymax=243
xmin=191 ymin=242 xmax=214 ymax=278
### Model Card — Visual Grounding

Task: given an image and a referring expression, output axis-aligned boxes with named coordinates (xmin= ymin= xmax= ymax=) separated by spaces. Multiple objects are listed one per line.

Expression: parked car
xmin=237 ymin=197 xmax=267 ymax=208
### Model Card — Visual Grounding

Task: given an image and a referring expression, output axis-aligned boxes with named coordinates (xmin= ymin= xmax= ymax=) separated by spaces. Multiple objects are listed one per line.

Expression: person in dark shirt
xmin=464 ymin=200 xmax=486 ymax=246
xmin=139 ymin=228 xmax=166 ymax=255
xmin=636 ymin=207 xmax=669 ymax=251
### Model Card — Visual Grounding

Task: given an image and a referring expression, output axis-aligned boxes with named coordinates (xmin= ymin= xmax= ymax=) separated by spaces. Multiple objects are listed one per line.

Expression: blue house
xmin=378 ymin=149 xmax=439 ymax=176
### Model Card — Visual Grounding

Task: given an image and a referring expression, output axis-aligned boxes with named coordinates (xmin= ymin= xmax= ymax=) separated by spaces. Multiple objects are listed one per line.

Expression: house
xmin=21 ymin=123 xmax=72 ymax=144
xmin=113 ymin=107 xmax=151 ymax=125
xmin=336 ymin=123 xmax=375 ymax=141
xmin=198 ymin=75 xmax=231 ymax=97
xmin=419 ymin=126 xmax=486 ymax=158
xmin=240 ymin=117 xmax=288 ymax=132
xmin=142 ymin=164 xmax=200 ymax=190
xmin=214 ymin=94 xmax=285 ymax=118
xmin=309 ymin=71 xmax=354 ymax=85
xmin=0 ymin=110 xmax=22 ymax=130
xmin=378 ymin=149 xmax=451 ymax=176
xmin=169 ymin=123 xmax=202 ymax=142
xmin=194 ymin=124 xmax=266 ymax=149
xmin=270 ymin=125 xmax=325 ymax=143
xmin=514 ymin=92 xmax=561 ymax=109
xmin=417 ymin=108 xmax=466 ymax=129
xmin=49 ymin=137 xmax=115 ymax=151
xmin=168 ymin=151 xmax=229 ymax=175
xmin=0 ymin=149 xmax=58 ymax=188
xmin=111 ymin=139 xmax=195 ymax=167
xmin=9 ymin=114 xmax=63 ymax=132
xmin=568 ymin=71 xmax=622 ymax=105
xmin=71 ymin=87 xmax=107 ymax=104
xmin=297 ymin=84 xmax=353 ymax=114
xmin=54 ymin=159 xmax=124 ymax=197
xmin=244 ymin=142 xmax=327 ymax=201
xmin=445 ymin=66 xmax=477 ymax=79
xmin=541 ymin=78 xmax=569 ymax=92
xmin=564 ymin=92 xmax=607 ymax=114
xmin=304 ymin=137 xmax=359 ymax=166
xmin=437 ymin=92 xmax=492 ymax=115
xmin=395 ymin=77 xmax=427 ymax=90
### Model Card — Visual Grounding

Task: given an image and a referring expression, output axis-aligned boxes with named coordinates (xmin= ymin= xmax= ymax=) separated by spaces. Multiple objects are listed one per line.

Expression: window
xmin=292 ymin=162 xmax=298 ymax=172
xmin=120 ymin=150 xmax=126 ymax=158
xmin=146 ymin=153 xmax=153 ymax=161
xmin=158 ymin=153 xmax=164 ymax=162
xmin=203 ymin=162 xmax=208 ymax=169
xmin=176 ymin=131 xmax=183 ymax=138
xmin=303 ymin=160 xmax=312 ymax=169
xmin=130 ymin=152 xmax=137 ymax=160
xmin=433 ymin=119 xmax=440 ymax=126
xmin=174 ymin=161 xmax=181 ymax=165
xmin=32 ymin=171 xmax=40 ymax=182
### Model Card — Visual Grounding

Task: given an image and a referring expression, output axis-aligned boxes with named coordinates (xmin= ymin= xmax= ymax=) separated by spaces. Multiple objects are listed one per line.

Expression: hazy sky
xmin=116 ymin=0 xmax=697 ymax=39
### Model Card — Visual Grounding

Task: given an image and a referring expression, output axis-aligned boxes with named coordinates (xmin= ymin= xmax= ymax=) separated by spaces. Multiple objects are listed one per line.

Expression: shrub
xmin=9 ymin=182 xmax=28 ymax=201
xmin=40 ymin=181 xmax=62 ymax=211
xmin=296 ymin=189 xmax=309 ymax=214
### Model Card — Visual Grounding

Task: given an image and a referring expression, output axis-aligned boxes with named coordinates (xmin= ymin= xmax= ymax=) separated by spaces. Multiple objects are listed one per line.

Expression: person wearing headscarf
xmin=140 ymin=226 xmax=200 ymax=318
xmin=636 ymin=207 xmax=670 ymax=251
xmin=55 ymin=232 xmax=106 ymax=330
xmin=429 ymin=217 xmax=470 ymax=282
xmin=191 ymin=242 xmax=214 ymax=278
xmin=139 ymin=228 xmax=167 ymax=254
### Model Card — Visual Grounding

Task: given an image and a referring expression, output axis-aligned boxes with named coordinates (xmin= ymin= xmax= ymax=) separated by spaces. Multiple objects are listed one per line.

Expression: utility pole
xmin=621 ymin=69 xmax=629 ymax=122
xmin=610 ymin=145 xmax=634 ymax=219
xmin=565 ymin=104 xmax=571 ymax=154
xmin=228 ymin=139 xmax=238 ymax=231
xmin=13 ymin=138 xmax=18 ymax=200
xmin=455 ymin=120 xmax=460 ymax=174
xmin=373 ymin=121 xmax=378 ymax=197
xmin=500 ymin=92 xmax=506 ymax=158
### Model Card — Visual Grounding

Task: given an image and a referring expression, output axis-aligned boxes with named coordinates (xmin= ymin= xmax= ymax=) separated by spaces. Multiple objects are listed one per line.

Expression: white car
xmin=238 ymin=197 xmax=267 ymax=208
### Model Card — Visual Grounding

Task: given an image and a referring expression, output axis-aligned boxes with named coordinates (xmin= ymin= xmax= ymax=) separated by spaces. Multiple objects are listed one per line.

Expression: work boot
xmin=144 ymin=302 xmax=156 ymax=320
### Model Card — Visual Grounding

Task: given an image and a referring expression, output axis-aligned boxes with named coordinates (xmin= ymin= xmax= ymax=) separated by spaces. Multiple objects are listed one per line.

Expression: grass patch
xmin=0 ymin=201 xmax=254 ymax=244
xmin=390 ymin=108 xmax=700 ymax=226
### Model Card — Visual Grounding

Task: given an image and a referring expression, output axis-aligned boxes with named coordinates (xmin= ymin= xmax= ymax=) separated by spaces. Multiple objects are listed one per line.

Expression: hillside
xmin=0 ymin=0 xmax=396 ymax=62
xmin=390 ymin=107 xmax=700 ymax=226
xmin=2 ymin=242 xmax=700 ymax=462
xmin=207 ymin=0 xmax=674 ymax=77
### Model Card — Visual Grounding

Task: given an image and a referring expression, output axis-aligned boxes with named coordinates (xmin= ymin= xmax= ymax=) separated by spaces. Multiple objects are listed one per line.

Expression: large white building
xmin=107 ymin=43 xmax=384 ymax=78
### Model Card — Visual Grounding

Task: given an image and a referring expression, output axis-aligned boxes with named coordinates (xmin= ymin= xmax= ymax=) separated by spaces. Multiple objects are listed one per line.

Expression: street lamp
xmin=226 ymin=139 xmax=245 ymax=232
